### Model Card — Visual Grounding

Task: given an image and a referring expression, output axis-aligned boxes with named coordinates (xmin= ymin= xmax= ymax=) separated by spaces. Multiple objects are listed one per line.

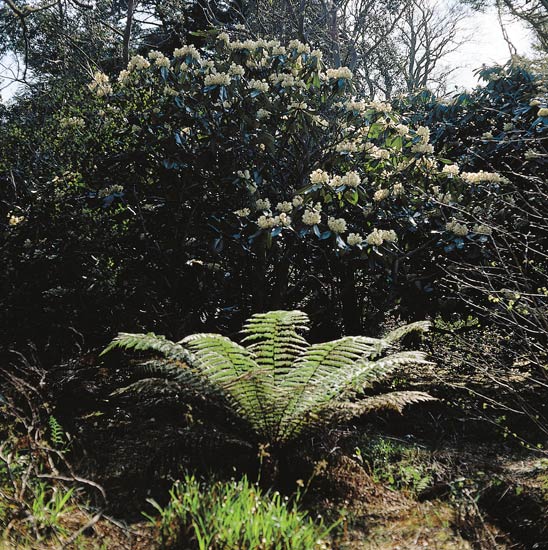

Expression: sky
xmin=444 ymin=6 xmax=535 ymax=90
xmin=0 ymin=5 xmax=537 ymax=102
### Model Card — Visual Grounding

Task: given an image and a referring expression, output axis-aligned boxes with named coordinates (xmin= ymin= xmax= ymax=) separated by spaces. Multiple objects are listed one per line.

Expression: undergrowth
xmin=146 ymin=474 xmax=344 ymax=550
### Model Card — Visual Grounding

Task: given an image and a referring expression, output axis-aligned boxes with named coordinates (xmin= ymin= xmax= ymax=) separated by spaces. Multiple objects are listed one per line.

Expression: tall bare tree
xmin=397 ymin=0 xmax=471 ymax=94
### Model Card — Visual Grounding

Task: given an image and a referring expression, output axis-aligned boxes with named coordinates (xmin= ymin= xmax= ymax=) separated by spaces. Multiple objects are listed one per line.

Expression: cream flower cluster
xmin=292 ymin=196 xmax=304 ymax=207
xmin=257 ymin=213 xmax=291 ymax=229
xmin=328 ymin=172 xmax=361 ymax=189
xmin=411 ymin=142 xmax=434 ymax=154
xmin=365 ymin=144 xmax=390 ymax=160
xmin=255 ymin=198 xmax=271 ymax=210
xmin=88 ymin=71 xmax=112 ymax=97
xmin=368 ymin=100 xmax=392 ymax=113
xmin=228 ymin=63 xmax=245 ymax=76
xmin=327 ymin=217 xmax=347 ymax=234
xmin=446 ymin=220 xmax=468 ymax=236
xmin=335 ymin=140 xmax=358 ymax=153
xmin=373 ymin=188 xmax=389 ymax=202
xmin=269 ymin=73 xmax=307 ymax=89
xmin=346 ymin=233 xmax=363 ymax=246
xmin=538 ymin=107 xmax=548 ymax=117
xmin=325 ymin=67 xmax=353 ymax=80
xmin=441 ymin=164 xmax=460 ymax=176
xmin=346 ymin=101 xmax=367 ymax=112
xmin=7 ymin=212 xmax=25 ymax=226
xmin=234 ymin=208 xmax=251 ymax=217
xmin=257 ymin=215 xmax=276 ymax=229
xmin=148 ymin=50 xmax=170 ymax=68
xmin=461 ymin=170 xmax=503 ymax=184
xmin=118 ymin=70 xmax=131 ymax=84
xmin=365 ymin=228 xmax=397 ymax=246
xmin=302 ymin=210 xmax=321 ymax=226
xmin=272 ymin=45 xmax=287 ymax=56
xmin=204 ymin=72 xmax=231 ymax=86
xmin=248 ymin=79 xmax=269 ymax=92
xmin=395 ymin=124 xmax=409 ymax=135
xmin=340 ymin=171 xmax=360 ymax=188
xmin=229 ymin=39 xmax=267 ymax=51
xmin=310 ymin=169 xmax=330 ymax=185
xmin=302 ymin=204 xmax=322 ymax=225
xmin=276 ymin=201 xmax=293 ymax=213
xmin=416 ymin=126 xmax=430 ymax=142
xmin=127 ymin=55 xmax=150 ymax=71
xmin=173 ymin=45 xmax=201 ymax=61
xmin=288 ymin=39 xmax=311 ymax=54
xmin=392 ymin=183 xmax=405 ymax=196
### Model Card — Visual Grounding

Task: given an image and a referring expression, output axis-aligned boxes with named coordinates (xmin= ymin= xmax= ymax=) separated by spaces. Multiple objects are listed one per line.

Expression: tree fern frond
xmin=277 ymin=336 xmax=383 ymax=432
xmin=180 ymin=333 xmax=270 ymax=436
xmin=383 ymin=321 xmax=431 ymax=345
xmin=279 ymin=350 xmax=432 ymax=441
xmin=134 ymin=359 xmax=227 ymax=399
xmin=111 ymin=377 xmax=181 ymax=398
xmin=242 ymin=311 xmax=310 ymax=408
xmin=241 ymin=311 xmax=310 ymax=379
xmin=353 ymin=351 xmax=433 ymax=388
xmin=327 ymin=391 xmax=437 ymax=422
xmin=101 ymin=332 xmax=193 ymax=363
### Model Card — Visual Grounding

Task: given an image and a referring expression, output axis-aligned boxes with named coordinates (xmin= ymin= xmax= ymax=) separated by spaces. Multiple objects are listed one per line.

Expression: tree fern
xmin=103 ymin=311 xmax=434 ymax=446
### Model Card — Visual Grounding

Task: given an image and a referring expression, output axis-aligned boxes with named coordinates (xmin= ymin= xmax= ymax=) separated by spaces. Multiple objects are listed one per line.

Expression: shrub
xmin=2 ymin=32 xmax=508 ymax=354
xmin=398 ymin=64 xmax=548 ymax=377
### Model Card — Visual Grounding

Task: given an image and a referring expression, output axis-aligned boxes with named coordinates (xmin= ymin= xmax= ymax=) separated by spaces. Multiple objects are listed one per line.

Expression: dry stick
xmin=60 ymin=511 xmax=103 ymax=549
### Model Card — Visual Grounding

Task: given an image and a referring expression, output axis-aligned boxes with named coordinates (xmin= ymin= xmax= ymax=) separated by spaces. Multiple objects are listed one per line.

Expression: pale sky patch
xmin=444 ymin=6 xmax=535 ymax=91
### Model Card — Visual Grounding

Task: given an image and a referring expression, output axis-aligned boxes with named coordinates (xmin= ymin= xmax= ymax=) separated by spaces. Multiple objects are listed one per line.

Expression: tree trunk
xmin=122 ymin=0 xmax=136 ymax=66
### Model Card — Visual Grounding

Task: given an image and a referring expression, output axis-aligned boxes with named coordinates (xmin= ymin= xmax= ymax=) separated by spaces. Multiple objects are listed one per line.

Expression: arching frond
xmin=277 ymin=336 xmax=385 ymax=439
xmin=133 ymin=359 xmax=226 ymax=399
xmin=241 ymin=310 xmax=310 ymax=380
xmin=100 ymin=332 xmax=192 ymax=363
xmin=353 ymin=351 xmax=433 ymax=387
xmin=179 ymin=333 xmax=271 ymax=436
xmin=383 ymin=321 xmax=431 ymax=345
xmin=278 ymin=349 xmax=432 ymax=441
xmin=327 ymin=391 xmax=437 ymax=422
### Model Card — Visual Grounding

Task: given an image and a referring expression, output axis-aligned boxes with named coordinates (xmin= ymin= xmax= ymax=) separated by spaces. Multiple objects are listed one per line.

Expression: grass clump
xmin=147 ymin=474 xmax=342 ymax=549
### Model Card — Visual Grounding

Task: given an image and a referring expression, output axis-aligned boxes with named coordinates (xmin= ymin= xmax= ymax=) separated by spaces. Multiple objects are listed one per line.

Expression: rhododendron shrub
xmin=74 ymin=32 xmax=508 ymax=332
xmin=395 ymin=64 xmax=548 ymax=366
xmin=2 ymin=33 xmax=516 ymax=344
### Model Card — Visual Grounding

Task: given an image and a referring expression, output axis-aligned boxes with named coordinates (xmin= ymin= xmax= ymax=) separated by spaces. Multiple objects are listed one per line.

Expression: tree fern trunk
xmin=259 ymin=453 xmax=280 ymax=488
xmin=270 ymin=252 xmax=290 ymax=309
xmin=341 ymin=262 xmax=361 ymax=335
xmin=252 ymin=244 xmax=267 ymax=312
